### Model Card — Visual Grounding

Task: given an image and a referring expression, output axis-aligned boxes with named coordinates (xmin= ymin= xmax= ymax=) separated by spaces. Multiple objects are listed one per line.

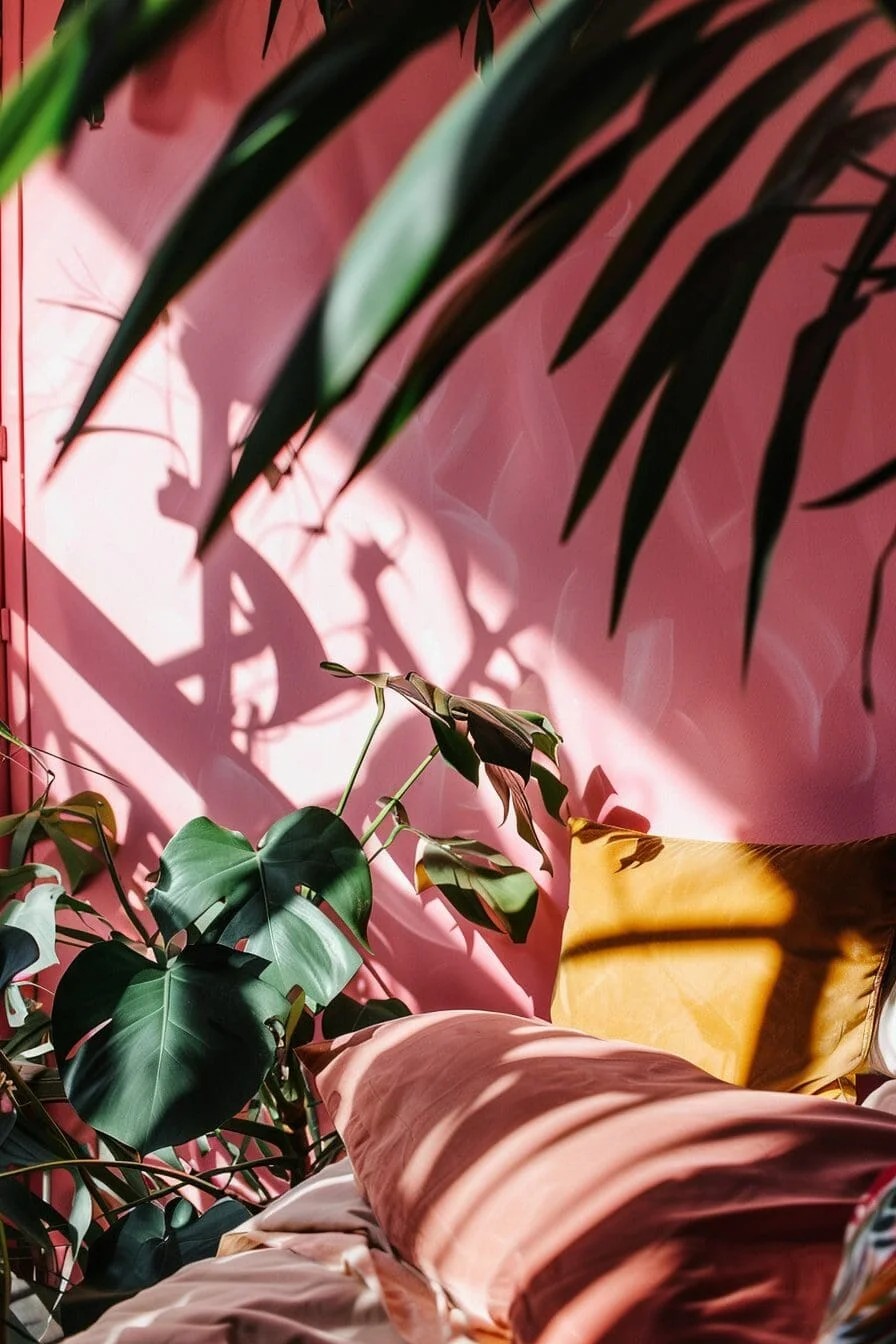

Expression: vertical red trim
xmin=0 ymin=0 xmax=34 ymax=816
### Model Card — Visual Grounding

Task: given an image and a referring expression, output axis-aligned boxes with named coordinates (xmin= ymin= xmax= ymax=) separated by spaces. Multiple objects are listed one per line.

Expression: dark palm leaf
xmin=0 ymin=0 xmax=215 ymax=196
xmin=344 ymin=0 xmax=816 ymax=490
xmin=805 ymin=455 xmax=896 ymax=507
xmin=612 ymin=96 xmax=896 ymax=638
xmin=262 ymin=0 xmax=284 ymax=57
xmin=553 ymin=16 xmax=873 ymax=368
xmin=860 ymin=522 xmax=896 ymax=709
xmin=744 ymin=166 xmax=896 ymax=661
xmin=56 ymin=0 xmax=466 ymax=464
xmin=199 ymin=0 xmax=736 ymax=546
xmin=6 ymin=0 xmax=896 ymax=696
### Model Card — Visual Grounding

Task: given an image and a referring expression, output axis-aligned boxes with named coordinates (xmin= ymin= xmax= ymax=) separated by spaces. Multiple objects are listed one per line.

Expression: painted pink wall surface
xmin=2 ymin=0 xmax=895 ymax=1019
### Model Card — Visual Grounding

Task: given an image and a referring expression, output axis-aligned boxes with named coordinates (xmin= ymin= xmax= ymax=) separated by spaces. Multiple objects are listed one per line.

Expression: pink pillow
xmin=301 ymin=1010 xmax=896 ymax=1344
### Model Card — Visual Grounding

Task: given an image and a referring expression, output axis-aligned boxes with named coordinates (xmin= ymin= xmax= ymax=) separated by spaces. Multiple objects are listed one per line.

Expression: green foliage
xmin=1 ymin=0 xmax=881 ymax=698
xmin=0 ymin=0 xmax=216 ymax=196
xmin=415 ymin=836 xmax=538 ymax=942
xmin=62 ymin=1198 xmax=249 ymax=1334
xmin=0 ymin=667 xmax=562 ymax=1334
xmin=54 ymin=942 xmax=287 ymax=1149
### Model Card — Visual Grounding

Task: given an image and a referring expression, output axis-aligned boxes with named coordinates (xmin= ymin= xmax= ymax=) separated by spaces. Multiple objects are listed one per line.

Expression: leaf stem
xmin=360 ymin=747 xmax=438 ymax=846
xmin=364 ymin=822 xmax=403 ymax=866
xmin=0 ymin=1154 xmax=289 ymax=1207
xmin=0 ymin=1049 xmax=117 ymax=1216
xmin=299 ymin=1066 xmax=323 ymax=1165
xmin=336 ymin=688 xmax=385 ymax=818
xmin=56 ymin=926 xmax=105 ymax=946
xmin=84 ymin=811 xmax=155 ymax=946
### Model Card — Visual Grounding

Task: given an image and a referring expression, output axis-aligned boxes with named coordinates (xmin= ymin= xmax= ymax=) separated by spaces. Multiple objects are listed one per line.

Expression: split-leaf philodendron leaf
xmin=415 ymin=835 xmax=538 ymax=942
xmin=53 ymin=941 xmax=287 ymax=1151
xmin=147 ymin=808 xmax=369 ymax=1002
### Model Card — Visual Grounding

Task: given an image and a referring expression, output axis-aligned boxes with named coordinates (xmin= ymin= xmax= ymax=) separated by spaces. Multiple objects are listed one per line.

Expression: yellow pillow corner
xmin=552 ymin=821 xmax=896 ymax=1100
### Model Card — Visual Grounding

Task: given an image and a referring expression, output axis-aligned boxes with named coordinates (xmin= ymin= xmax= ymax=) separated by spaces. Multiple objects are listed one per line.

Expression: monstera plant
xmin=0 ymin=666 xmax=563 ymax=1336
xmin=1 ymin=0 xmax=895 ymax=697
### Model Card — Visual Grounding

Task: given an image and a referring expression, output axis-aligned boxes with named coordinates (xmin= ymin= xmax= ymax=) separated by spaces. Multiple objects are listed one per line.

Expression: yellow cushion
xmin=551 ymin=820 xmax=896 ymax=1101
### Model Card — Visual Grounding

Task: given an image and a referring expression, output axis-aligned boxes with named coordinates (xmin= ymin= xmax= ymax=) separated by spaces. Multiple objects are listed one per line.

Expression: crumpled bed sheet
xmin=66 ymin=1159 xmax=479 ymax=1344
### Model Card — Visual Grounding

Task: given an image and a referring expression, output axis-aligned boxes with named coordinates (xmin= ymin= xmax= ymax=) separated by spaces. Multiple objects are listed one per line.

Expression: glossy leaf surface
xmin=415 ymin=835 xmax=538 ymax=941
xmin=54 ymin=942 xmax=286 ymax=1150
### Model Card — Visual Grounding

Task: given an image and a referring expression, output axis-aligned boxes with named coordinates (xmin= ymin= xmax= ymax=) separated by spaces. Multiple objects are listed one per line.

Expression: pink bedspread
xmin=67 ymin=1161 xmax=476 ymax=1344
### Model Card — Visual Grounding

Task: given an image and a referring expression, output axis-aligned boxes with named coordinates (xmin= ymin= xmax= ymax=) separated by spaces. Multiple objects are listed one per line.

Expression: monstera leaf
xmin=415 ymin=835 xmax=539 ymax=941
xmin=324 ymin=663 xmax=564 ymax=867
xmin=321 ymin=992 xmax=411 ymax=1038
xmin=62 ymin=1197 xmax=249 ymax=1334
xmin=147 ymin=809 xmax=367 ymax=1002
xmin=53 ymin=941 xmax=287 ymax=1150
xmin=0 ymin=927 xmax=40 ymax=993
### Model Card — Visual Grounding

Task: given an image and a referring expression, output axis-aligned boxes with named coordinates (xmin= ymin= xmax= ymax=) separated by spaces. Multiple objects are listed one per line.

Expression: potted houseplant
xmin=0 ymin=663 xmax=564 ymax=1337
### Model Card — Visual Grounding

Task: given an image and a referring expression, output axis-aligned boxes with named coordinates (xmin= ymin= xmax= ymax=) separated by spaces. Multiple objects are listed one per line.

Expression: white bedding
xmin=67 ymin=1161 xmax=477 ymax=1344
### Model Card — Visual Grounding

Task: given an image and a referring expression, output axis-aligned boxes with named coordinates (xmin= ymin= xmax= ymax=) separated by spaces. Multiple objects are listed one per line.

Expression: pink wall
xmin=3 ymin=0 xmax=896 ymax=1018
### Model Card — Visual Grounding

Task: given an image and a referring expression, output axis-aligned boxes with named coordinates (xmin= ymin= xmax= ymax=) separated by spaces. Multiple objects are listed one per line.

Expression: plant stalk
xmin=0 ymin=1049 xmax=117 ymax=1216
xmin=85 ymin=811 xmax=155 ymax=946
xmin=336 ymin=688 xmax=386 ymax=817
xmin=360 ymin=747 xmax=438 ymax=845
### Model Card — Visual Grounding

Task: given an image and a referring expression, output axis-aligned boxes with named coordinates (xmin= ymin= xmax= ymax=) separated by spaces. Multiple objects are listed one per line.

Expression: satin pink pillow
xmin=301 ymin=1010 xmax=896 ymax=1344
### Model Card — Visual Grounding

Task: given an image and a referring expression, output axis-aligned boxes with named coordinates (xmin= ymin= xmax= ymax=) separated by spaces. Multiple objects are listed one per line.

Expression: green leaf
xmin=57 ymin=0 xmax=464 ymax=463
xmin=0 ymin=0 xmax=215 ymax=199
xmin=0 ymin=885 xmax=63 ymax=976
xmin=53 ymin=942 xmax=286 ymax=1151
xmin=745 ymin=144 xmax=896 ymax=664
xmin=262 ymin=0 xmax=283 ymax=58
xmin=555 ymin=12 xmax=865 ymax=366
xmin=68 ymin=1176 xmax=94 ymax=1262
xmin=0 ymin=865 xmax=60 ymax=902
xmin=530 ymin=762 xmax=568 ymax=821
xmin=321 ymin=660 xmax=392 ymax=689
xmin=55 ymin=0 xmax=105 ymax=127
xmin=216 ymin=878 xmax=362 ymax=1006
xmin=201 ymin=0 xmax=731 ymax=542
xmin=260 ymin=809 xmax=373 ymax=947
xmin=8 ymin=814 xmax=41 ymax=871
xmin=860 ymin=523 xmax=896 ymax=712
xmin=606 ymin=216 xmax=782 ymax=631
xmin=351 ymin=0 xmax=806 ymax=490
xmin=149 ymin=808 xmax=372 ymax=961
xmin=320 ymin=993 xmax=411 ymax=1039
xmin=33 ymin=818 xmax=99 ymax=893
xmin=463 ymin=702 xmax=535 ymax=779
xmin=0 ymin=1177 xmax=70 ymax=1254
xmin=415 ymin=836 xmax=538 ymax=942
xmin=0 ymin=1111 xmax=15 ymax=1155
xmin=516 ymin=711 xmax=563 ymax=765
xmin=561 ymin=48 xmax=895 ymax=543
xmin=563 ymin=55 xmax=896 ymax=621
xmin=147 ymin=818 xmax=261 ymax=941
xmin=3 ymin=1010 xmax=52 ymax=1062
xmin=0 ymin=1116 xmax=61 ymax=1172
xmin=431 ymin=718 xmax=480 ymax=785
xmin=484 ymin=763 xmax=552 ymax=873
xmin=63 ymin=1197 xmax=249 ymax=1335
xmin=473 ymin=2 xmax=494 ymax=70
xmin=0 ymin=929 xmax=39 ymax=994
xmin=744 ymin=297 xmax=869 ymax=666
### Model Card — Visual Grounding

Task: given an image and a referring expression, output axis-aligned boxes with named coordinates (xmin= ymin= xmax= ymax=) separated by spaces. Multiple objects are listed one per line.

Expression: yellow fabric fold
xmin=551 ymin=820 xmax=896 ymax=1099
